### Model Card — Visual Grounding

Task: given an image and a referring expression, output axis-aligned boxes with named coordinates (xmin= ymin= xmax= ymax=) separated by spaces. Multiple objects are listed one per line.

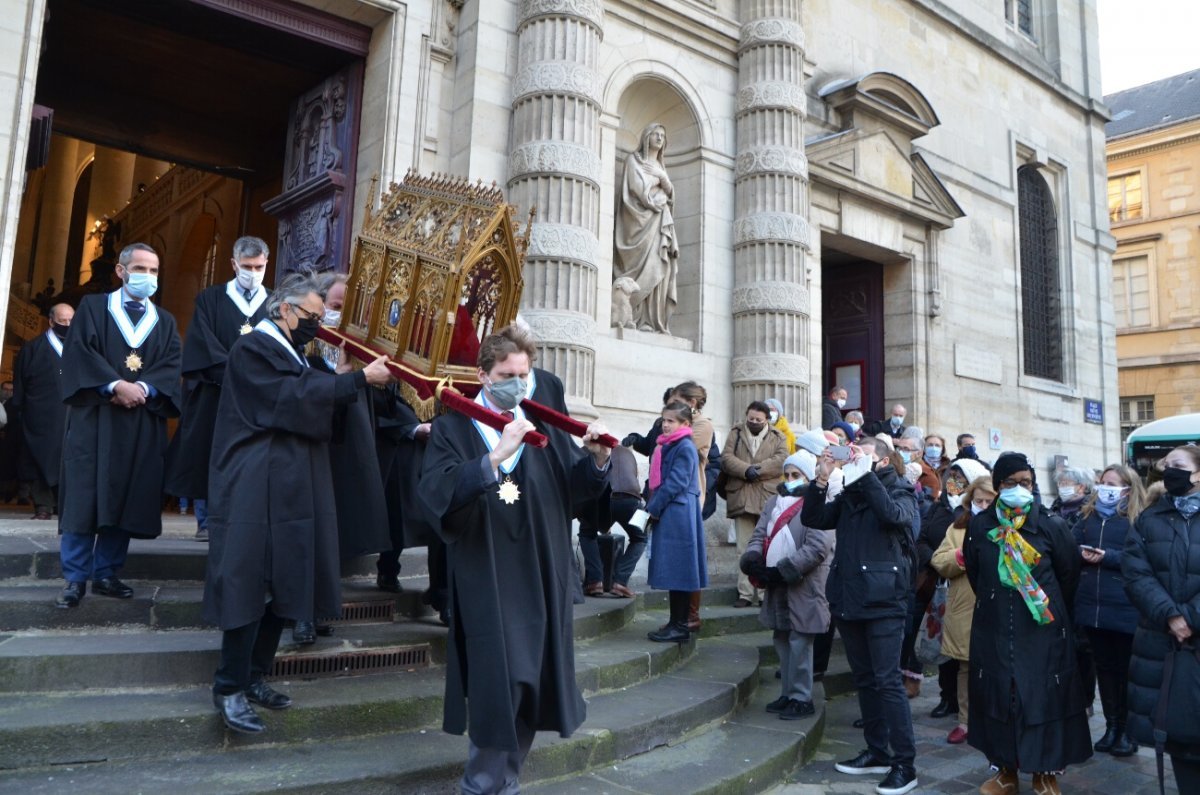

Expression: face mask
xmin=236 ymin=267 xmax=264 ymax=293
xmin=1163 ymin=467 xmax=1197 ymax=497
xmin=961 ymin=445 xmax=977 ymax=458
xmin=836 ymin=398 xmax=846 ymax=409
xmin=999 ymin=485 xmax=1034 ymax=508
xmin=898 ymin=450 xmax=913 ymax=465
xmin=124 ymin=272 xmax=157 ymax=300
xmin=289 ymin=315 xmax=321 ymax=349
xmin=746 ymin=421 xmax=765 ymax=434
xmin=925 ymin=445 xmax=942 ymax=462
xmin=890 ymin=415 xmax=903 ymax=427
xmin=971 ymin=502 xmax=987 ymax=516
xmin=769 ymin=411 xmax=779 ymax=424
xmin=1095 ymin=485 xmax=1126 ymax=506
xmin=1058 ymin=485 xmax=1078 ymax=502
xmin=779 ymin=478 xmax=805 ymax=495
xmin=52 ymin=323 xmax=69 ymax=340
xmin=485 ymin=374 xmax=528 ymax=411
xmin=323 ymin=309 xmax=342 ymax=327
xmin=849 ymin=422 xmax=861 ymax=433
xmin=947 ymin=494 xmax=963 ymax=510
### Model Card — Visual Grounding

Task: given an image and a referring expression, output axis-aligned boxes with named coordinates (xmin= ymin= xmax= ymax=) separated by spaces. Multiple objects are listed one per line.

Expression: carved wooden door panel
xmin=823 ymin=261 xmax=884 ymax=422
xmin=263 ymin=62 xmax=363 ymax=277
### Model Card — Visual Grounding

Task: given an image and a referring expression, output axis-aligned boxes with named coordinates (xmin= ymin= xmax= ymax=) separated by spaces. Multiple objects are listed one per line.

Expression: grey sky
xmin=1097 ymin=0 xmax=1200 ymax=95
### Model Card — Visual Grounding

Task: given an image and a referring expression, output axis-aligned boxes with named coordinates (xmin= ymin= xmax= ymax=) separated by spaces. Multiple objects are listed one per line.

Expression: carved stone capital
xmin=518 ymin=0 xmax=604 ymax=31
xmin=521 ymin=310 xmax=597 ymax=350
xmin=512 ymin=62 xmax=602 ymax=105
xmin=731 ymin=354 xmax=811 ymax=386
xmin=734 ymin=212 xmax=811 ymax=249
xmin=737 ymin=81 xmax=807 ymax=116
xmin=509 ymin=141 xmax=601 ymax=185
xmin=525 ymin=223 xmax=599 ymax=264
xmin=732 ymin=281 xmax=811 ymax=315
xmin=735 ymin=146 xmax=809 ymax=179
xmin=738 ymin=17 xmax=805 ymax=52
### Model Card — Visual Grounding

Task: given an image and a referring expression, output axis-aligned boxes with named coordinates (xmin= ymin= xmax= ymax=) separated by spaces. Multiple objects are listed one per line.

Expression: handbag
xmin=1152 ymin=638 xmax=1200 ymax=795
xmin=914 ymin=579 xmax=949 ymax=666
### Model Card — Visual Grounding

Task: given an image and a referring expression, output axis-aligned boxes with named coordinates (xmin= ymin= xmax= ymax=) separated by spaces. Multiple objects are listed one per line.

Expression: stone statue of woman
xmin=614 ymin=122 xmax=679 ymax=334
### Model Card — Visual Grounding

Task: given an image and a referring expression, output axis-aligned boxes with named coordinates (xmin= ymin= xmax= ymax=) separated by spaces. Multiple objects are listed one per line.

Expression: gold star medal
xmin=125 ymin=351 xmax=143 ymax=372
xmin=497 ymin=476 xmax=521 ymax=505
xmin=240 ymin=322 xmax=253 ymax=335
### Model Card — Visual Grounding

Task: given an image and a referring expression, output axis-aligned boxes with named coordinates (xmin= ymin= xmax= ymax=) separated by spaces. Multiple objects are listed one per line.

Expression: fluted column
xmin=507 ymin=0 xmax=603 ymax=417
xmin=80 ymin=147 xmax=137 ymax=279
xmin=732 ymin=2 xmax=811 ymax=423
xmin=30 ymin=135 xmax=80 ymax=293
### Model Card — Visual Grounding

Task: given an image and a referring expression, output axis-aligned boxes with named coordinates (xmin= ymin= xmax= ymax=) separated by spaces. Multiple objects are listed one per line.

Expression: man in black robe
xmin=56 ymin=243 xmax=182 ymax=608
xmin=420 ymin=324 xmax=611 ymax=794
xmin=13 ymin=303 xmax=73 ymax=519
xmin=165 ymin=236 xmax=272 ymax=541
xmin=202 ymin=273 xmax=392 ymax=734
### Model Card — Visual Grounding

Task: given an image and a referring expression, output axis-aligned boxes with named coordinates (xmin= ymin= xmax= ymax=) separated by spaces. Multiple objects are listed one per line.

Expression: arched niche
xmin=612 ymin=77 xmax=703 ymax=345
xmin=170 ymin=212 xmax=218 ymax=333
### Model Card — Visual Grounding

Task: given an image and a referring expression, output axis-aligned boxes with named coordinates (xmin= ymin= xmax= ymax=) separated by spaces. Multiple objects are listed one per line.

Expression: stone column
xmin=732 ymin=2 xmax=811 ymax=423
xmin=30 ymin=135 xmax=80 ymax=293
xmin=507 ymin=0 xmax=603 ymax=417
xmin=81 ymin=146 xmax=137 ymax=277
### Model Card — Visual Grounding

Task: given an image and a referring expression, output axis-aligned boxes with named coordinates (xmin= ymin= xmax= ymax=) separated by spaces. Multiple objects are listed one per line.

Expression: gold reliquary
xmin=341 ymin=170 xmax=533 ymax=383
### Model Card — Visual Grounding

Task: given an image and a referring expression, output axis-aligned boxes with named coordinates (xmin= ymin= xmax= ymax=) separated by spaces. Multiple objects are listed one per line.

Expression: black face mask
xmin=961 ymin=445 xmax=977 ymax=458
xmin=51 ymin=323 xmax=69 ymax=340
xmin=290 ymin=316 xmax=321 ymax=349
xmin=746 ymin=422 xmax=765 ymax=434
xmin=1163 ymin=467 xmax=1197 ymax=497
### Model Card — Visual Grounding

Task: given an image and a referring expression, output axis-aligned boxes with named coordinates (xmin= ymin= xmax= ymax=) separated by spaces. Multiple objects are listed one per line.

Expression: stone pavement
xmin=777 ymin=680 xmax=1180 ymax=795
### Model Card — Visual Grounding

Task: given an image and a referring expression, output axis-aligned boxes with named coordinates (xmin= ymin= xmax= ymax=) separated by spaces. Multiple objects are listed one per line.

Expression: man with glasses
xmin=165 ymin=236 xmax=273 ymax=541
xmin=202 ymin=273 xmax=393 ymax=733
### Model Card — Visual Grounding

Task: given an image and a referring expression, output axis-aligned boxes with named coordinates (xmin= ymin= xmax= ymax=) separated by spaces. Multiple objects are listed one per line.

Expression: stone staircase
xmin=0 ymin=529 xmax=844 ymax=793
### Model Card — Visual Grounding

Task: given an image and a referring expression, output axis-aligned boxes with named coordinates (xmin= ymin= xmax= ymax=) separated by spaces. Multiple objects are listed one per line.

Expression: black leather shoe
xmin=765 ymin=695 xmax=790 ymax=714
xmin=376 ymin=573 xmax=401 ymax=593
xmin=93 ymin=577 xmax=134 ymax=598
xmin=292 ymin=621 xmax=316 ymax=645
xmin=647 ymin=622 xmax=690 ymax=643
xmin=875 ymin=764 xmax=918 ymax=795
xmin=1094 ymin=722 xmax=1119 ymax=753
xmin=315 ymin=623 xmax=334 ymax=637
xmin=779 ymin=699 xmax=815 ymax=720
xmin=55 ymin=581 xmax=85 ymax=608
xmin=834 ymin=749 xmax=891 ymax=775
xmin=213 ymin=691 xmax=265 ymax=733
xmin=246 ymin=680 xmax=292 ymax=710
xmin=1109 ymin=728 xmax=1138 ymax=757
xmin=930 ymin=697 xmax=954 ymax=718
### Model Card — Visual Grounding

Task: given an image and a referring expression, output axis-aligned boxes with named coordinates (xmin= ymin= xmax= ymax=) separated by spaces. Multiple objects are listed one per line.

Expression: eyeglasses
xmin=1000 ymin=477 xmax=1034 ymax=490
xmin=289 ymin=303 xmax=322 ymax=322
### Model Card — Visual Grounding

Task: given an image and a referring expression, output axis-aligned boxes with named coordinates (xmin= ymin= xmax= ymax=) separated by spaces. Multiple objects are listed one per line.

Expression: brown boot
xmin=687 ymin=591 xmax=702 ymax=632
xmin=1031 ymin=773 xmax=1060 ymax=795
xmin=979 ymin=767 xmax=1019 ymax=795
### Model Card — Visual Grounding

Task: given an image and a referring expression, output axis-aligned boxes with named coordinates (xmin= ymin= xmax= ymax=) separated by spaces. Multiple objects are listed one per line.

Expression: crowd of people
xmin=6 ymin=245 xmax=1199 ymax=795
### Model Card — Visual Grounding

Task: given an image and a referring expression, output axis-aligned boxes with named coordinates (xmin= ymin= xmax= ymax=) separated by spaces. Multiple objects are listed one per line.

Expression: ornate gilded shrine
xmin=341 ymin=171 xmax=533 ymax=383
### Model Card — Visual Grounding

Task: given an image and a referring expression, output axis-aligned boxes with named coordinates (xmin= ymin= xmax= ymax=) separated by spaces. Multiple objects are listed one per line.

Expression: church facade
xmin=0 ymin=0 xmax=1119 ymax=472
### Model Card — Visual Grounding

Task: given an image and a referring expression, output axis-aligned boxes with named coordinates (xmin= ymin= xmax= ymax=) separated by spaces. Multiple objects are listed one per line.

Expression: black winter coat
xmin=1072 ymin=510 xmax=1139 ymax=634
xmin=801 ymin=466 xmax=917 ymax=621
xmin=1122 ymin=497 xmax=1200 ymax=758
xmin=964 ymin=502 xmax=1092 ymax=772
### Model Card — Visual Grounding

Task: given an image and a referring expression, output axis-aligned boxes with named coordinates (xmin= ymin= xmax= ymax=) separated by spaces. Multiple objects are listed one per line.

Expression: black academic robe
xmin=371 ymin=387 xmax=433 ymax=548
xmin=419 ymin=368 xmax=606 ymax=751
xmin=164 ymin=283 xmax=270 ymax=498
xmin=58 ymin=293 xmax=182 ymax=538
xmin=202 ymin=328 xmax=364 ymax=630
xmin=308 ymin=353 xmax=390 ymax=559
xmin=12 ymin=331 xmax=68 ymax=486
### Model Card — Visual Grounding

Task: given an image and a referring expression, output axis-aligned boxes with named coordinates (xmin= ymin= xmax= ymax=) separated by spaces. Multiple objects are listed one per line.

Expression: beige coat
xmin=930 ymin=522 xmax=974 ymax=661
xmin=720 ymin=423 xmax=787 ymax=518
xmin=692 ymin=413 xmax=714 ymax=496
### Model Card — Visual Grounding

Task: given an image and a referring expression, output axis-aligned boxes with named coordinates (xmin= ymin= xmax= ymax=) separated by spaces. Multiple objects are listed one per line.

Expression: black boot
xmin=930 ymin=697 xmax=954 ymax=718
xmin=649 ymin=591 xmax=691 ymax=643
xmin=1109 ymin=724 xmax=1138 ymax=757
xmin=1094 ymin=720 xmax=1119 ymax=753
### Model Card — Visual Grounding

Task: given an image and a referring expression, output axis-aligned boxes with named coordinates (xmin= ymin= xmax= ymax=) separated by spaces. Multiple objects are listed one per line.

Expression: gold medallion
xmin=497 ymin=476 xmax=521 ymax=505
xmin=125 ymin=351 xmax=143 ymax=372
xmin=240 ymin=322 xmax=253 ymax=335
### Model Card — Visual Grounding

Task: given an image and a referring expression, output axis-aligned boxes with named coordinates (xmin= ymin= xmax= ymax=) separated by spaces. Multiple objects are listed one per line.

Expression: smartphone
xmin=1079 ymin=545 xmax=1098 ymax=553
xmin=830 ymin=445 xmax=852 ymax=461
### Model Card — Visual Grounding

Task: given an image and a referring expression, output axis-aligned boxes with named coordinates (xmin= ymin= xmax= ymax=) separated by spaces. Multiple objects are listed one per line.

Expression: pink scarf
xmin=649 ymin=426 xmax=694 ymax=492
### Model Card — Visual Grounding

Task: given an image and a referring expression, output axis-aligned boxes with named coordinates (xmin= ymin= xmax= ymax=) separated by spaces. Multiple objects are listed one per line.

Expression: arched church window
xmin=1017 ymin=164 xmax=1062 ymax=381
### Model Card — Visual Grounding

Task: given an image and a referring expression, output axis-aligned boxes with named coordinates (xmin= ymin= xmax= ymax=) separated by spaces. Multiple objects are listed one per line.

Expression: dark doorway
xmin=822 ymin=251 xmax=884 ymax=423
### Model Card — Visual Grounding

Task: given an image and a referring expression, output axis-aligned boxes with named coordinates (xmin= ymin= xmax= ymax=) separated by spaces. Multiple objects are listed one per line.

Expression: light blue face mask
xmin=898 ymin=450 xmax=913 ymax=465
xmin=485 ymin=375 xmax=529 ymax=411
xmin=784 ymin=477 xmax=805 ymax=492
xmin=999 ymin=485 xmax=1034 ymax=508
xmin=125 ymin=272 xmax=158 ymax=300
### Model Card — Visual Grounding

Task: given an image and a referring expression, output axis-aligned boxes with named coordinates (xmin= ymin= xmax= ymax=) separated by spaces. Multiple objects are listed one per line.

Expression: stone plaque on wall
xmin=954 ymin=343 xmax=1004 ymax=385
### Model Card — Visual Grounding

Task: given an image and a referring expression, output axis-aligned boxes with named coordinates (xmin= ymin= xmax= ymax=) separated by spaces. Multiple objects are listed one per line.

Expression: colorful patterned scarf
xmin=988 ymin=502 xmax=1056 ymax=625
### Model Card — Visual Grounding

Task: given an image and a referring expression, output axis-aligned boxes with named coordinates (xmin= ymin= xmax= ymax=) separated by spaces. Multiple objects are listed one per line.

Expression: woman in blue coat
xmin=645 ymin=401 xmax=708 ymax=642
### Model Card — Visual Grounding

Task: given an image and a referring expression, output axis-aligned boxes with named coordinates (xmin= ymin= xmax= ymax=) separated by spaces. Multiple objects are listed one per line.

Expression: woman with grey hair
xmin=1050 ymin=464 xmax=1099 ymax=717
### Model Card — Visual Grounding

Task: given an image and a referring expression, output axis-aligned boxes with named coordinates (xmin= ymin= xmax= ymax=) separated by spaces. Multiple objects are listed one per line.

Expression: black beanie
xmin=992 ymin=452 xmax=1033 ymax=491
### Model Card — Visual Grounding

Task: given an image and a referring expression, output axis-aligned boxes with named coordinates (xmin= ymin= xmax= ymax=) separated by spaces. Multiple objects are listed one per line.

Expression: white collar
xmin=472 ymin=388 xmax=528 ymax=474
xmin=107 ymin=289 xmax=159 ymax=348
xmin=253 ymin=319 xmax=308 ymax=368
xmin=45 ymin=329 xmax=63 ymax=356
xmin=226 ymin=279 xmax=267 ymax=317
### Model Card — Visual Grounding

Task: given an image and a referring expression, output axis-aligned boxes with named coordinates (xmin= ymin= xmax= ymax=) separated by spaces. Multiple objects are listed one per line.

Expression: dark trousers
xmin=59 ymin=530 xmax=131 ymax=583
xmin=578 ymin=496 xmax=646 ymax=587
xmin=213 ymin=610 xmax=286 ymax=696
xmin=1076 ymin=622 xmax=1097 ymax=709
xmin=29 ymin=479 xmax=56 ymax=513
xmin=1173 ymin=756 xmax=1200 ymax=793
xmin=839 ymin=616 xmax=917 ymax=767
xmin=1085 ymin=626 xmax=1134 ymax=726
xmin=937 ymin=658 xmax=959 ymax=703
xmin=813 ymin=624 xmax=836 ymax=676
xmin=901 ymin=590 xmax=924 ymax=674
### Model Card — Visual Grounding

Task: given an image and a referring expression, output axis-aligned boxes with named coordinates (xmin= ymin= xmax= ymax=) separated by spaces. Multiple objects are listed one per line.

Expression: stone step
xmin=526 ymin=666 xmax=825 ymax=795
xmin=0 ymin=640 xmax=763 ymax=793
xmin=0 ymin=615 xmax=699 ymax=770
